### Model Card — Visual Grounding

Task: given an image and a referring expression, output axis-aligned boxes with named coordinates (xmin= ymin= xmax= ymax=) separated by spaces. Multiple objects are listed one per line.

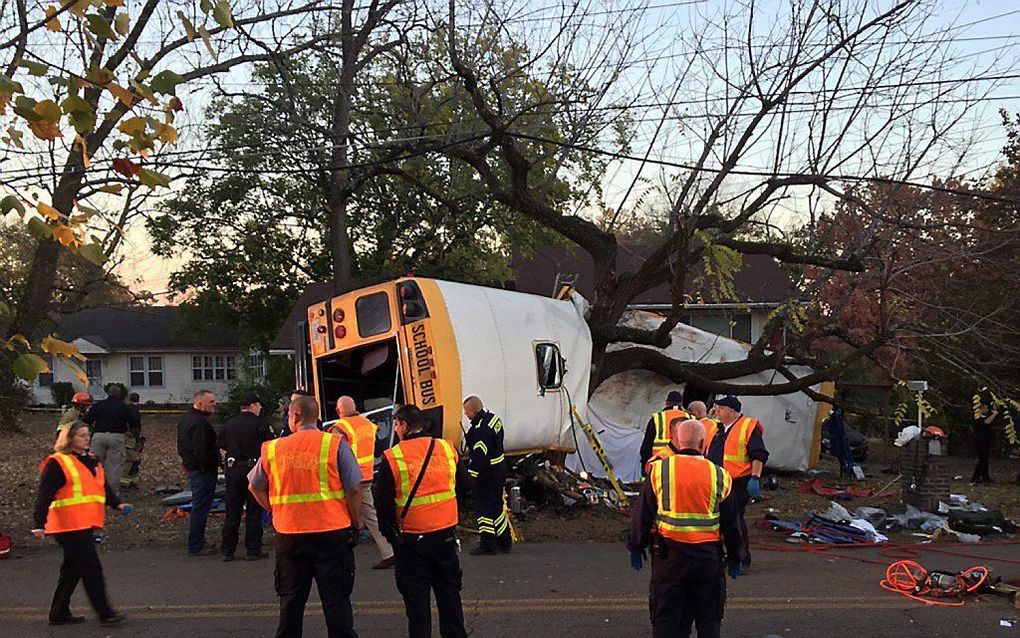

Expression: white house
xmin=30 ymin=306 xmax=259 ymax=405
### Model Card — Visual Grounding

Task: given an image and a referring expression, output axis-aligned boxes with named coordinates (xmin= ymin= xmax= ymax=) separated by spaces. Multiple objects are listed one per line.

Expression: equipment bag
xmin=0 ymin=532 xmax=12 ymax=559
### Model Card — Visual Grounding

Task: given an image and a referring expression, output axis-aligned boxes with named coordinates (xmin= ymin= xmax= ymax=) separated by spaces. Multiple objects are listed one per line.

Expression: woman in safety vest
xmin=32 ymin=421 xmax=131 ymax=626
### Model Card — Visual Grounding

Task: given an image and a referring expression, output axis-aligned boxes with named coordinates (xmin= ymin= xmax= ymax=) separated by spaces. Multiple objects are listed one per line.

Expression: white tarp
xmin=436 ymin=280 xmax=592 ymax=453
xmin=567 ymin=311 xmax=821 ymax=481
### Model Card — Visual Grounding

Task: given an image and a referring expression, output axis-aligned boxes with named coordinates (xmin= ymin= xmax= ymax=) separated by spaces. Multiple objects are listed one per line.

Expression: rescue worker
xmin=639 ymin=390 xmax=691 ymax=475
xmin=628 ymin=419 xmax=742 ymax=638
xmin=707 ymin=396 xmax=768 ymax=572
xmin=248 ymin=394 xmax=364 ymax=638
xmin=462 ymin=395 xmax=511 ymax=555
xmin=687 ymin=400 xmax=720 ymax=453
xmin=32 ymin=421 xmax=131 ymax=626
xmin=121 ymin=393 xmax=143 ymax=490
xmin=57 ymin=392 xmax=92 ymax=432
xmin=375 ymin=404 xmax=468 ymax=638
xmin=218 ymin=392 xmax=273 ymax=561
xmin=330 ymin=395 xmax=395 ymax=569
xmin=82 ymin=385 xmax=139 ymax=497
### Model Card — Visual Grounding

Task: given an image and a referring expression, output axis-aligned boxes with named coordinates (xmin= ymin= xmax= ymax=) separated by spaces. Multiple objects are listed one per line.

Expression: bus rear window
xmin=356 ymin=292 xmax=392 ymax=338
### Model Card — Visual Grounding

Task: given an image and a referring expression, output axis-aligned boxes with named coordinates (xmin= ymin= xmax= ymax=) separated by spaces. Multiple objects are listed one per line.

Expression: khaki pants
xmin=90 ymin=432 xmax=125 ymax=498
xmin=360 ymin=481 xmax=393 ymax=560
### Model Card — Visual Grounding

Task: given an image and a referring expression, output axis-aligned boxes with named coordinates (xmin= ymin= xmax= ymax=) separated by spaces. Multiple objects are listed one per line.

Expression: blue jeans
xmin=187 ymin=471 xmax=217 ymax=554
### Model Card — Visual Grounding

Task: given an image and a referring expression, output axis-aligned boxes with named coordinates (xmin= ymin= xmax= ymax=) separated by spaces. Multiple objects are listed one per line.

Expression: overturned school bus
xmin=296 ymin=277 xmax=592 ymax=453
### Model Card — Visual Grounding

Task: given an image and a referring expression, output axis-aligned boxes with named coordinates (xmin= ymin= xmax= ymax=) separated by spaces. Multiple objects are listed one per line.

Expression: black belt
xmin=226 ymin=457 xmax=257 ymax=468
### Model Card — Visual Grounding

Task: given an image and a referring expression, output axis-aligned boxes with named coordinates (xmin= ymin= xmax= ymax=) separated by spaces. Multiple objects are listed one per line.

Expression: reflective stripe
xmin=392 ymin=445 xmax=411 ymax=497
xmin=653 ymin=413 xmax=669 ymax=444
xmin=656 ymin=513 xmax=720 ymax=528
xmin=723 ymin=418 xmax=754 ymax=463
xmin=660 ymin=460 xmax=671 ymax=512
xmin=49 ymin=454 xmax=106 ymax=509
xmin=268 ymin=434 xmax=344 ymax=505
xmin=338 ymin=418 xmax=374 ymax=466
xmin=489 ymin=454 xmax=505 ymax=465
xmin=487 ymin=415 xmax=503 ymax=433
xmin=473 ymin=441 xmax=488 ymax=455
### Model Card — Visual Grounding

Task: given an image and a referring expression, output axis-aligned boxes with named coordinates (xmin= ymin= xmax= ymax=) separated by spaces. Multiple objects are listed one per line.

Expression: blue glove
xmin=728 ymin=562 xmax=741 ymax=579
xmin=747 ymin=477 xmax=761 ymax=499
xmin=120 ymin=504 xmax=134 ymax=516
xmin=630 ymin=549 xmax=646 ymax=571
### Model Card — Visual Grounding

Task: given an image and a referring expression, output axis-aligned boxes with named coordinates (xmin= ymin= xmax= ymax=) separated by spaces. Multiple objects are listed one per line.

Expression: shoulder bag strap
xmin=399 ymin=437 xmax=437 ymax=522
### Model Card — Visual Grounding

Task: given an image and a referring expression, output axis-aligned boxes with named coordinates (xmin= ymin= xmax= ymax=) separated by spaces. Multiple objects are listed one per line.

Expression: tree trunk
xmin=327 ymin=0 xmax=357 ymax=294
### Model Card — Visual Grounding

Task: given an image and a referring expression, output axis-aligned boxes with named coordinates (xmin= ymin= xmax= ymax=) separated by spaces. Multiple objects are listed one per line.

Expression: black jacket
xmin=177 ymin=407 xmax=220 ymax=474
xmin=465 ymin=410 xmax=506 ymax=479
xmin=218 ymin=411 xmax=273 ymax=463
xmin=83 ymin=396 xmax=140 ymax=435
xmin=34 ymin=452 xmax=122 ymax=529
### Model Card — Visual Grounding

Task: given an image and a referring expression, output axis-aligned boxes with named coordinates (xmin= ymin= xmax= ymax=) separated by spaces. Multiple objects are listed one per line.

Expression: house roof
xmin=55 ymin=306 xmax=240 ymax=351
xmin=270 ymin=281 xmax=335 ymax=352
xmin=511 ymin=245 xmax=797 ymax=306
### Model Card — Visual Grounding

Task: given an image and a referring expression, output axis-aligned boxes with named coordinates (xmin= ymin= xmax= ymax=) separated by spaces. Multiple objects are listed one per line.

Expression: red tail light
xmin=334 ymin=325 xmax=347 ymax=339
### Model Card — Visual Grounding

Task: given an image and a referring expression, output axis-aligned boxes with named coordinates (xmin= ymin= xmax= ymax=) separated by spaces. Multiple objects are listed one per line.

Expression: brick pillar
xmin=900 ymin=439 xmax=949 ymax=512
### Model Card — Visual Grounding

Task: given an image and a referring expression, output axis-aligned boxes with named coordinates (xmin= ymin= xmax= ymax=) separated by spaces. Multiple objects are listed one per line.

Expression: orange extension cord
xmin=751 ymin=527 xmax=1019 ymax=607
xmin=879 ymin=560 xmax=989 ymax=606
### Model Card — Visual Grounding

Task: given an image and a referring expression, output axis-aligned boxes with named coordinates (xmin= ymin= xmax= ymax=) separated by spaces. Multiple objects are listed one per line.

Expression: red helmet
xmin=71 ymin=392 xmax=92 ymax=405
xmin=923 ymin=426 xmax=946 ymax=439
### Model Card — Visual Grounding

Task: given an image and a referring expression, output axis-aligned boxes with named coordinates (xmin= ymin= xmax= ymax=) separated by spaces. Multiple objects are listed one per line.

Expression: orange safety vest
xmin=700 ymin=418 xmax=721 ymax=454
xmin=41 ymin=453 xmax=106 ymax=534
xmin=383 ymin=436 xmax=459 ymax=534
xmin=332 ymin=415 xmax=377 ymax=482
xmin=261 ymin=429 xmax=351 ymax=534
xmin=721 ymin=416 xmax=761 ymax=478
xmin=650 ymin=408 xmax=691 ymax=456
xmin=645 ymin=444 xmax=676 ymax=475
xmin=650 ymin=454 xmax=731 ymax=544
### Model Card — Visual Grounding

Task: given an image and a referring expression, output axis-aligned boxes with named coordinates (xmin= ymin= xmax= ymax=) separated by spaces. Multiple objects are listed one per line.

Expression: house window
xmin=192 ymin=355 xmax=236 ymax=382
xmin=130 ymin=355 xmax=164 ymax=387
xmin=38 ymin=354 xmax=54 ymax=387
xmin=685 ymin=313 xmax=753 ymax=343
xmin=248 ymin=350 xmax=266 ymax=380
xmin=85 ymin=359 xmax=102 ymax=381
xmin=535 ymin=343 xmax=563 ymax=390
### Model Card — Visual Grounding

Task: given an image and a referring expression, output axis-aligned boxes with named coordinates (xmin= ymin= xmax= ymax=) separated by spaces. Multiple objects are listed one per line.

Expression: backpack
xmin=0 ymin=532 xmax=12 ymax=559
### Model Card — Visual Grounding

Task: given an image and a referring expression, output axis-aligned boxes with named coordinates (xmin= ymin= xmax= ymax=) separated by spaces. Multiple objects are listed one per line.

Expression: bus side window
xmin=535 ymin=343 xmax=563 ymax=391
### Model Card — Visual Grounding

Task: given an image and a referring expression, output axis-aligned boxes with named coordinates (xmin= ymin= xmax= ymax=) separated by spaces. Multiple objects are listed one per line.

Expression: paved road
xmin=2 ymin=541 xmax=1018 ymax=637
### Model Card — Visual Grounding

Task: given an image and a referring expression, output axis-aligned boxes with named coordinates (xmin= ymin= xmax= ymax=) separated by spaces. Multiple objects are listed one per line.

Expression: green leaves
xmin=12 ymin=353 xmax=49 ymax=381
xmin=26 ymin=217 xmax=52 ymax=240
xmin=177 ymin=10 xmax=198 ymax=40
xmin=17 ymin=60 xmax=49 ymax=77
xmin=61 ymin=93 xmax=97 ymax=134
xmin=139 ymin=168 xmax=171 ymax=188
xmin=78 ymin=241 xmax=107 ymax=266
xmin=213 ymin=0 xmax=234 ymax=28
xmin=114 ymin=12 xmax=130 ymax=37
xmin=85 ymin=13 xmax=119 ymax=40
xmin=151 ymin=70 xmax=185 ymax=96
xmin=1 ymin=195 xmax=25 ymax=216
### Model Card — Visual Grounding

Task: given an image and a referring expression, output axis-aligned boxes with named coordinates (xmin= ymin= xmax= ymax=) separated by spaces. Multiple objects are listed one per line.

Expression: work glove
xmin=747 ymin=477 xmax=761 ymax=500
xmin=630 ymin=549 xmax=646 ymax=571
xmin=727 ymin=562 xmax=741 ymax=580
xmin=119 ymin=503 xmax=133 ymax=516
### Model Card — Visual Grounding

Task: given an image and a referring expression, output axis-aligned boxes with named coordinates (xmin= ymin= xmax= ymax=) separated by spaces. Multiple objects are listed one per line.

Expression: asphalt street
xmin=2 ymin=541 xmax=1019 ymax=637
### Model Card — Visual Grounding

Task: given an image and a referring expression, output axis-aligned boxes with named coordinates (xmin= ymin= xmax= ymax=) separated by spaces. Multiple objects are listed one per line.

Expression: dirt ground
xmin=3 ymin=411 xmax=1018 ymax=552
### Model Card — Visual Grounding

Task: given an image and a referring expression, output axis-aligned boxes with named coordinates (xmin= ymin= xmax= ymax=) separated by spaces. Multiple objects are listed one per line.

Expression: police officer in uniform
xmin=639 ymin=390 xmax=691 ymax=475
xmin=629 ymin=419 xmax=742 ymax=638
xmin=219 ymin=392 xmax=273 ymax=561
xmin=375 ymin=404 xmax=468 ymax=638
xmin=707 ymin=396 xmax=768 ymax=572
xmin=462 ymin=396 xmax=510 ymax=555
xmin=248 ymin=395 xmax=364 ymax=638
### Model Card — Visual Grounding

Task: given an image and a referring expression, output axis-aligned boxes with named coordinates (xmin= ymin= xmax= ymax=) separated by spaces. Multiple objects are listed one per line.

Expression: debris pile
xmin=764 ymin=495 xmax=1017 ymax=545
xmin=510 ymin=455 xmax=631 ymax=513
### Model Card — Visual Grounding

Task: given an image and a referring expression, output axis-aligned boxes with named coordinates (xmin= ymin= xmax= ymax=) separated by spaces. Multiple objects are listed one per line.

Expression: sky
xmin=5 ymin=0 xmax=1020 ymax=298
